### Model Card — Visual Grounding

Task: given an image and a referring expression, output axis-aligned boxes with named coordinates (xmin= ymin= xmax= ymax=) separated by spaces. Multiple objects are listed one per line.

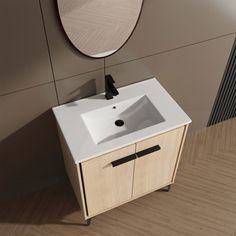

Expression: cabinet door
xmin=133 ymin=127 xmax=185 ymax=197
xmin=81 ymin=144 xmax=135 ymax=216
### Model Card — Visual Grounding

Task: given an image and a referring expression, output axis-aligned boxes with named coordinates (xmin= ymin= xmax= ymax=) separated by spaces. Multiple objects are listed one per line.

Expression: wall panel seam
xmin=38 ymin=0 xmax=60 ymax=105
xmin=106 ymin=32 xmax=236 ymax=69
xmin=0 ymin=81 xmax=55 ymax=97
xmin=36 ymin=33 xmax=236 ymax=84
xmin=55 ymin=68 xmax=104 ymax=83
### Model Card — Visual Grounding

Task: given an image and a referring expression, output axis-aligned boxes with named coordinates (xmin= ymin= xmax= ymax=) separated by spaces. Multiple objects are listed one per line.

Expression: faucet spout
xmin=105 ymin=74 xmax=119 ymax=100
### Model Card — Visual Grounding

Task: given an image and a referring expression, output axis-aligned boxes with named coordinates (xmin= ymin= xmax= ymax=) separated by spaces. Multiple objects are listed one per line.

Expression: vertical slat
xmin=208 ymin=38 xmax=236 ymax=126
xmin=220 ymin=66 xmax=236 ymax=121
xmin=223 ymin=79 xmax=236 ymax=120
xmin=212 ymin=47 xmax=236 ymax=124
xmin=210 ymin=41 xmax=236 ymax=124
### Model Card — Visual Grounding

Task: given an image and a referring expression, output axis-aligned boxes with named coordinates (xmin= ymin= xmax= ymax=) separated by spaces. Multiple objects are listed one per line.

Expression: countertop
xmin=53 ymin=78 xmax=191 ymax=164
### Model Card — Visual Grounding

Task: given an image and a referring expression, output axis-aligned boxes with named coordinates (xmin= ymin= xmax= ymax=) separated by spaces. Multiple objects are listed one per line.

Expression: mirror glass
xmin=57 ymin=0 xmax=143 ymax=58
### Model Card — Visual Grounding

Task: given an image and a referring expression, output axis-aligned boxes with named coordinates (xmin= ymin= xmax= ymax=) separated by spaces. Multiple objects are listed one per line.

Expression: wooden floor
xmin=0 ymin=118 xmax=236 ymax=236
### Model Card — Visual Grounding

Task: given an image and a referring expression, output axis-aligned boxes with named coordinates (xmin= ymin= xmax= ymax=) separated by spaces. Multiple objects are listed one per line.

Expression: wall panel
xmin=0 ymin=0 xmax=54 ymax=95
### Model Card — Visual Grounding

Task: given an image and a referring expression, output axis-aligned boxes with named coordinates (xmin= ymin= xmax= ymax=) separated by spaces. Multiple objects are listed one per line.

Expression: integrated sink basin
xmin=52 ymin=78 xmax=191 ymax=163
xmin=81 ymin=95 xmax=165 ymax=144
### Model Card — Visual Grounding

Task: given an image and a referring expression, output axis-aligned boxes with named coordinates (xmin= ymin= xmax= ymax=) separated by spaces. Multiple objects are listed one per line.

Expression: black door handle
xmin=136 ymin=145 xmax=161 ymax=158
xmin=111 ymin=154 xmax=137 ymax=167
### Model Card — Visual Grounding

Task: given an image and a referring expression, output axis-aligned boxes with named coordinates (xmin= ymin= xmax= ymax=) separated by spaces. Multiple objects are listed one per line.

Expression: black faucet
xmin=105 ymin=74 xmax=119 ymax=100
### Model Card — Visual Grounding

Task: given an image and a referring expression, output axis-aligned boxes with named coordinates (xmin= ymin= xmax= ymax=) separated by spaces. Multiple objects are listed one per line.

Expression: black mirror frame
xmin=55 ymin=0 xmax=144 ymax=59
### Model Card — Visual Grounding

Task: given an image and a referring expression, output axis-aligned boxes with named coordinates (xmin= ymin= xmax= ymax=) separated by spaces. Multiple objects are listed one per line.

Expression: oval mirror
xmin=57 ymin=0 xmax=143 ymax=58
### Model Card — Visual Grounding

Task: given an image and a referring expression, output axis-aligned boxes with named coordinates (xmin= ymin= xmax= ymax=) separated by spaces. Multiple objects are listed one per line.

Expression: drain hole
xmin=115 ymin=120 xmax=124 ymax=127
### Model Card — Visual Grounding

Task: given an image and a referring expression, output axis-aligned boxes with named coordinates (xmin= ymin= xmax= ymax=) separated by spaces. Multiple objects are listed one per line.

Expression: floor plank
xmin=0 ymin=118 xmax=236 ymax=236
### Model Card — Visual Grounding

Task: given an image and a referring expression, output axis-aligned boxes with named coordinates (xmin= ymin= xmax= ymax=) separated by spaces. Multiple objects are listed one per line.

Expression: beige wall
xmin=0 ymin=0 xmax=235 ymax=197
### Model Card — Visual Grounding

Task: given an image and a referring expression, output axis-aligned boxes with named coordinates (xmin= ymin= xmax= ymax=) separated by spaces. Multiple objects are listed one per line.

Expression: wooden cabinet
xmin=133 ymin=126 xmax=185 ymax=197
xmin=59 ymin=125 xmax=188 ymax=221
xmin=81 ymin=145 xmax=135 ymax=216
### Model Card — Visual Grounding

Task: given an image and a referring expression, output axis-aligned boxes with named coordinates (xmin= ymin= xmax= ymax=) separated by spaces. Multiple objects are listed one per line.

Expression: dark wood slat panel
xmin=208 ymin=38 xmax=236 ymax=126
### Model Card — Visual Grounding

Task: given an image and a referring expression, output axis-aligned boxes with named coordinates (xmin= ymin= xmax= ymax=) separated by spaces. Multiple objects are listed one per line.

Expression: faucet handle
xmin=105 ymin=74 xmax=119 ymax=99
xmin=105 ymin=74 xmax=115 ymax=84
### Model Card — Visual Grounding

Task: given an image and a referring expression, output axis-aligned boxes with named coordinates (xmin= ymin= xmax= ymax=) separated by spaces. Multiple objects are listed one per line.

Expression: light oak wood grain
xmin=171 ymin=125 xmax=189 ymax=182
xmin=133 ymin=126 xmax=185 ymax=197
xmin=81 ymin=144 xmax=135 ymax=216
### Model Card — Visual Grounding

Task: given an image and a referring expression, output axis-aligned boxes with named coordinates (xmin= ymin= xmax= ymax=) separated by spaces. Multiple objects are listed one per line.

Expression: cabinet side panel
xmin=57 ymin=126 xmax=87 ymax=219
xmin=171 ymin=125 xmax=189 ymax=183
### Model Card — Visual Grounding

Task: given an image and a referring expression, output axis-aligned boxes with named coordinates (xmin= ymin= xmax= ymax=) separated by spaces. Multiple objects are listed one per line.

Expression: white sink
xmin=81 ymin=95 xmax=165 ymax=144
xmin=52 ymin=78 xmax=191 ymax=163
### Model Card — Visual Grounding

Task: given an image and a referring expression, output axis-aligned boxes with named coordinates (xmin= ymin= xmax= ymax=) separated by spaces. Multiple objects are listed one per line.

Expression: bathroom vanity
xmin=53 ymin=78 xmax=191 ymax=224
